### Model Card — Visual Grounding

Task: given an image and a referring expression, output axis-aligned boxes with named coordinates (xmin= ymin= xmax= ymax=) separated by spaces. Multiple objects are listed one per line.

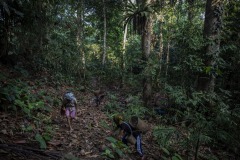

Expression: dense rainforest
xmin=0 ymin=0 xmax=239 ymax=160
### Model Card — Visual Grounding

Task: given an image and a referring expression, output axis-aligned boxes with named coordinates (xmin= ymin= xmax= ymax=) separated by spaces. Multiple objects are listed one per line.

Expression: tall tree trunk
xmin=142 ymin=0 xmax=153 ymax=107
xmin=165 ymin=41 xmax=170 ymax=76
xmin=76 ymin=0 xmax=86 ymax=82
xmin=121 ymin=23 xmax=128 ymax=88
xmin=0 ymin=6 xmax=9 ymax=59
xmin=156 ymin=20 xmax=163 ymax=88
xmin=187 ymin=0 xmax=194 ymax=22
xmin=81 ymin=1 xmax=86 ymax=80
xmin=37 ymin=1 xmax=44 ymax=54
xmin=197 ymin=0 xmax=223 ymax=92
xmin=158 ymin=24 xmax=163 ymax=66
xmin=158 ymin=22 xmax=163 ymax=73
xmin=102 ymin=0 xmax=107 ymax=66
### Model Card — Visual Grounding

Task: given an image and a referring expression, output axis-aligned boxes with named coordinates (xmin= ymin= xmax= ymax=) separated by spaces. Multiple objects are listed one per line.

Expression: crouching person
xmin=112 ymin=115 xmax=146 ymax=160
xmin=61 ymin=91 xmax=77 ymax=132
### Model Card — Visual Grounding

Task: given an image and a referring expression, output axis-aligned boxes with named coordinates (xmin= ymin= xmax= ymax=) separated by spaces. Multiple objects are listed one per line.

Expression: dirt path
xmin=49 ymin=91 xmax=111 ymax=159
xmin=0 ymin=83 xmax=159 ymax=160
xmin=0 ymin=64 xmax=160 ymax=160
xmin=49 ymin=91 xmax=158 ymax=160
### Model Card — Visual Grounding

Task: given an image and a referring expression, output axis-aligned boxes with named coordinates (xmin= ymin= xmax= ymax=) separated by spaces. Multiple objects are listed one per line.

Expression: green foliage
xmin=21 ymin=124 xmax=34 ymax=132
xmin=153 ymin=125 xmax=183 ymax=159
xmin=103 ymin=93 xmax=123 ymax=114
xmin=42 ymin=127 xmax=53 ymax=142
xmin=104 ymin=93 xmax=147 ymax=122
xmin=53 ymin=98 xmax=61 ymax=107
xmin=123 ymin=1 xmax=155 ymax=35
xmin=153 ymin=126 xmax=177 ymax=149
xmin=0 ymin=72 xmax=55 ymax=149
xmin=153 ymin=116 xmax=213 ymax=159
xmin=35 ymin=133 xmax=47 ymax=149
xmin=160 ymin=81 xmax=240 ymax=158
xmin=171 ymin=153 xmax=183 ymax=160
xmin=32 ymin=112 xmax=54 ymax=149
xmin=100 ymin=120 xmax=111 ymax=130
xmin=102 ymin=136 xmax=130 ymax=159
xmin=124 ymin=95 xmax=148 ymax=120
xmin=0 ymin=79 xmax=49 ymax=117
xmin=102 ymin=148 xmax=115 ymax=159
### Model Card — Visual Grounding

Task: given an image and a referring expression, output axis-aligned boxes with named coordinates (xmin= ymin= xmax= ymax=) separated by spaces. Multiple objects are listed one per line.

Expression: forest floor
xmin=0 ymin=64 xmax=161 ymax=160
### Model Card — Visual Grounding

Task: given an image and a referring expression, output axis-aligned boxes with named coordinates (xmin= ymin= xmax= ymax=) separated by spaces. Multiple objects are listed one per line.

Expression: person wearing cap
xmin=112 ymin=115 xmax=146 ymax=160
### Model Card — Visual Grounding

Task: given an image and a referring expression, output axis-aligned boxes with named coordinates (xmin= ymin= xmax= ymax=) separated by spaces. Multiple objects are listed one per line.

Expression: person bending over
xmin=112 ymin=115 xmax=146 ymax=160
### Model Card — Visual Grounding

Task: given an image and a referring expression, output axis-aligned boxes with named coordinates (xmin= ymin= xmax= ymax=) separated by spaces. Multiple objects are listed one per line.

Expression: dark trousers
xmin=122 ymin=133 xmax=144 ymax=157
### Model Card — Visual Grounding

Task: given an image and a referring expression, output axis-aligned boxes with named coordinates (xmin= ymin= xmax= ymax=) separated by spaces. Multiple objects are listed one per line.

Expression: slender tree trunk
xmin=0 ymin=8 xmax=9 ymax=58
xmin=121 ymin=23 xmax=128 ymax=88
xmin=158 ymin=21 xmax=163 ymax=75
xmin=197 ymin=0 xmax=223 ymax=92
xmin=123 ymin=23 xmax=128 ymax=70
xmin=142 ymin=0 xmax=153 ymax=107
xmin=165 ymin=41 xmax=170 ymax=76
xmin=187 ymin=0 xmax=194 ymax=22
xmin=76 ymin=0 xmax=86 ymax=82
xmin=38 ymin=1 xmax=43 ymax=54
xmin=155 ymin=20 xmax=164 ymax=88
xmin=102 ymin=0 xmax=107 ymax=66
xmin=81 ymin=1 xmax=86 ymax=84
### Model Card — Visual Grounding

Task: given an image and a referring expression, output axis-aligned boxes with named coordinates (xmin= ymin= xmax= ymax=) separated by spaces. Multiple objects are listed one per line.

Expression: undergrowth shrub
xmin=103 ymin=93 xmax=151 ymax=158
xmin=104 ymin=93 xmax=148 ymax=121
xmin=155 ymin=83 xmax=240 ymax=159
xmin=123 ymin=95 xmax=148 ymax=120
xmin=102 ymin=136 xmax=131 ymax=159
xmin=0 ymin=74 xmax=55 ymax=149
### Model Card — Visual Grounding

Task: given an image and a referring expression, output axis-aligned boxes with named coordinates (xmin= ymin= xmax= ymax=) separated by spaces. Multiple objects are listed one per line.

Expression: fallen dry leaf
xmin=48 ymin=140 xmax=62 ymax=146
xmin=80 ymin=149 xmax=85 ymax=155
xmin=71 ymin=134 xmax=77 ymax=138
xmin=86 ymin=154 xmax=99 ymax=158
xmin=14 ymin=140 xmax=27 ymax=144
xmin=85 ymin=151 xmax=92 ymax=155
xmin=1 ymin=130 xmax=7 ymax=134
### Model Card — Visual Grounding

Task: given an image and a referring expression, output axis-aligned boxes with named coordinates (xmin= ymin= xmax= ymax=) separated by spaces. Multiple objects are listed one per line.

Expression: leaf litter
xmin=0 ymin=65 xmax=162 ymax=160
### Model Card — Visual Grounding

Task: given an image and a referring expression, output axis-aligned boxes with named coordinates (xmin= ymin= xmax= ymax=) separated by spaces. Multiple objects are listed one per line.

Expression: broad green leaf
xmin=161 ymin=147 xmax=170 ymax=155
xmin=35 ymin=133 xmax=47 ymax=149
xmin=205 ymin=66 xmax=211 ymax=74
xmin=116 ymin=148 xmax=124 ymax=157
xmin=43 ymin=133 xmax=52 ymax=141
xmin=25 ymin=125 xmax=33 ymax=131
xmin=172 ymin=156 xmax=180 ymax=160
xmin=173 ymin=153 xmax=183 ymax=160
xmin=23 ymin=107 xmax=30 ymax=116
xmin=100 ymin=120 xmax=111 ymax=129
xmin=106 ymin=136 xmax=117 ymax=143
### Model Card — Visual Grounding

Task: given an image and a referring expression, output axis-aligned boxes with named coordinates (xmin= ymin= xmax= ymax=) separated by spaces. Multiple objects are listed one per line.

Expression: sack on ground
xmin=129 ymin=116 xmax=150 ymax=134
